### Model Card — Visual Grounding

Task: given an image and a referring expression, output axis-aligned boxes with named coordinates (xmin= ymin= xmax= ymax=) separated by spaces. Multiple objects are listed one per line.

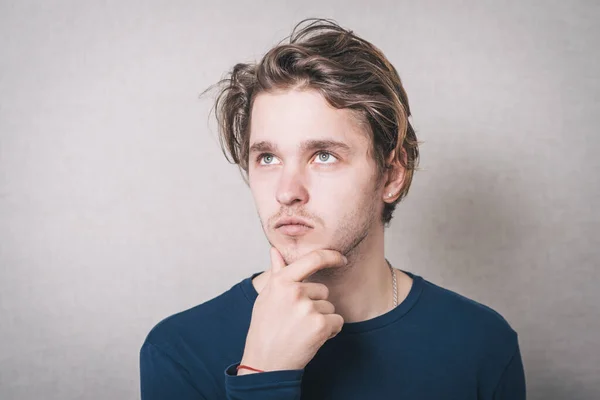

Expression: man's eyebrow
xmin=249 ymin=139 xmax=352 ymax=154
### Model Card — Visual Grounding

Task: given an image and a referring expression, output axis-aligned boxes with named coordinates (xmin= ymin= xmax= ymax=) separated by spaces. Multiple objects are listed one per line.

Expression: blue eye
xmin=318 ymin=153 xmax=328 ymax=161
xmin=263 ymin=154 xmax=273 ymax=164
xmin=316 ymin=152 xmax=336 ymax=163
xmin=256 ymin=151 xmax=338 ymax=166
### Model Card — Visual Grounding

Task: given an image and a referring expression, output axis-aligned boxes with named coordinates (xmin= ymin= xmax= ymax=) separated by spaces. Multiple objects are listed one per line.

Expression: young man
xmin=140 ymin=19 xmax=526 ymax=399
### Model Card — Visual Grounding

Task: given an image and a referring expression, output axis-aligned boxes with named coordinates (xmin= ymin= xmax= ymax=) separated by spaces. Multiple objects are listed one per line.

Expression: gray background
xmin=1 ymin=1 xmax=598 ymax=399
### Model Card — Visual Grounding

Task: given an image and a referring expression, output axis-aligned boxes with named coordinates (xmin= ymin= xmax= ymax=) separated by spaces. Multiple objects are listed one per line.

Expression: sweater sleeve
xmin=493 ymin=342 xmax=527 ymax=400
xmin=224 ymin=361 xmax=304 ymax=400
xmin=140 ymin=340 xmax=208 ymax=400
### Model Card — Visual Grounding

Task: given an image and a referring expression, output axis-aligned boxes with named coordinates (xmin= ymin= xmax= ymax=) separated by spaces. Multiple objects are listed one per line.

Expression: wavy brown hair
xmin=204 ymin=18 xmax=421 ymax=227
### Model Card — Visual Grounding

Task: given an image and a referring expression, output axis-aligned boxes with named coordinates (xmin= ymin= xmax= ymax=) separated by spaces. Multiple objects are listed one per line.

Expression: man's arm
xmin=140 ymin=340 xmax=304 ymax=400
xmin=493 ymin=342 xmax=527 ymax=399
xmin=224 ymin=361 xmax=304 ymax=400
xmin=140 ymin=340 xmax=208 ymax=400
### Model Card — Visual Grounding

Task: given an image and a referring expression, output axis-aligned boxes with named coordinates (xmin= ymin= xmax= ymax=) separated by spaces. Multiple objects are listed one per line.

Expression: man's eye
xmin=256 ymin=151 xmax=338 ymax=166
xmin=315 ymin=151 xmax=337 ymax=164
xmin=258 ymin=153 xmax=279 ymax=165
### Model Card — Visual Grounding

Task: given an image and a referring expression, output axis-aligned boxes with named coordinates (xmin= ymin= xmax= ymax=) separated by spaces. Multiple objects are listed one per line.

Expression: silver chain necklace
xmin=386 ymin=259 xmax=398 ymax=308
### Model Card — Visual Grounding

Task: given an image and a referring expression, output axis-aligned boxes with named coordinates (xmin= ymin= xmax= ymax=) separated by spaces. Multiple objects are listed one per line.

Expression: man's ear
xmin=383 ymin=148 xmax=406 ymax=202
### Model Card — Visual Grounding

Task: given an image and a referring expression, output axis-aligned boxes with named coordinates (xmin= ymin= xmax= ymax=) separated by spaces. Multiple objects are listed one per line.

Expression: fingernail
xmin=343 ymin=256 xmax=348 ymax=264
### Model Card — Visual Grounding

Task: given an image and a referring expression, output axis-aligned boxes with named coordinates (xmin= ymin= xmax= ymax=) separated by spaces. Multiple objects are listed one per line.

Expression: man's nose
xmin=275 ymin=165 xmax=309 ymax=206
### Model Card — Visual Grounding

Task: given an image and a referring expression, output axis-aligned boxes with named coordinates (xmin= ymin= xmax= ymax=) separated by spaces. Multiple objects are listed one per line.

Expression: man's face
xmin=248 ymin=88 xmax=384 ymax=269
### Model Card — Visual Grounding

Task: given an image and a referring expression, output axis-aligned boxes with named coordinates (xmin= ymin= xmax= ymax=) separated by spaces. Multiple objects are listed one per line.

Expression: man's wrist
xmin=237 ymin=357 xmax=265 ymax=375
xmin=237 ymin=367 xmax=259 ymax=375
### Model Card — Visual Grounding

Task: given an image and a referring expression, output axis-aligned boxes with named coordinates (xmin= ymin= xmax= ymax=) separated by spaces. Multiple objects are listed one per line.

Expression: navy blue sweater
xmin=140 ymin=269 xmax=526 ymax=399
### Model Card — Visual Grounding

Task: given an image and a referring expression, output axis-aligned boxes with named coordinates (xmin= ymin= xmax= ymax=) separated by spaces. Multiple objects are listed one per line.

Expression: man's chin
xmin=278 ymin=242 xmax=340 ymax=265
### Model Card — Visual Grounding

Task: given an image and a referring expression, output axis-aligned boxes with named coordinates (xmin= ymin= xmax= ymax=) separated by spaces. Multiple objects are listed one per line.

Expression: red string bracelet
xmin=237 ymin=364 xmax=265 ymax=373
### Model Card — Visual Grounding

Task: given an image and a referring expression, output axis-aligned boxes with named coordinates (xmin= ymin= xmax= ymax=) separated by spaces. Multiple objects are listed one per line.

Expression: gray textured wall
xmin=1 ymin=1 xmax=598 ymax=399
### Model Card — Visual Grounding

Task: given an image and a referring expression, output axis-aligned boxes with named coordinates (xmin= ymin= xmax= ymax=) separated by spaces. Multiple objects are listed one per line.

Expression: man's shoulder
xmin=420 ymin=277 xmax=518 ymax=346
xmin=141 ymin=275 xmax=249 ymax=348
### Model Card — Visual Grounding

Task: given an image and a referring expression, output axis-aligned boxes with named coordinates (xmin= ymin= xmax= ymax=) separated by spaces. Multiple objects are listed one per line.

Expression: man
xmin=140 ymin=18 xmax=526 ymax=399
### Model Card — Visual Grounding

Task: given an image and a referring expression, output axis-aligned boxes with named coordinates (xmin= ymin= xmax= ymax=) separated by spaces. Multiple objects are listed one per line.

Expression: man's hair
xmin=206 ymin=18 xmax=420 ymax=227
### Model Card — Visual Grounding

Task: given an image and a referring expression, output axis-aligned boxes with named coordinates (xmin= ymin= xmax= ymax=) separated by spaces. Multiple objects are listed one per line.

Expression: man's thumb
xmin=270 ymin=246 xmax=286 ymax=274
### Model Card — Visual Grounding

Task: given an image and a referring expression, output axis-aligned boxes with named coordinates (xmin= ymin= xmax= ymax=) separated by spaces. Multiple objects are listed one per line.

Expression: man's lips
xmin=277 ymin=224 xmax=312 ymax=236
xmin=275 ymin=217 xmax=313 ymax=228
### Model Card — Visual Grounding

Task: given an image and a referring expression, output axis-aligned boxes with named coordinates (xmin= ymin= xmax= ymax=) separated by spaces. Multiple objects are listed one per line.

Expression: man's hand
xmin=238 ymin=247 xmax=346 ymax=374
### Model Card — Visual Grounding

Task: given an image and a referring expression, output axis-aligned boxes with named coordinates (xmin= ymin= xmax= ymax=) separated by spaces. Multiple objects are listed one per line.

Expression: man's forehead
xmin=249 ymin=90 xmax=369 ymax=153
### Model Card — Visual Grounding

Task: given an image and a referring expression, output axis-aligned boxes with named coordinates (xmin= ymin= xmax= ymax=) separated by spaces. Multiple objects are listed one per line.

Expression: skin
xmin=247 ymin=88 xmax=413 ymax=323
